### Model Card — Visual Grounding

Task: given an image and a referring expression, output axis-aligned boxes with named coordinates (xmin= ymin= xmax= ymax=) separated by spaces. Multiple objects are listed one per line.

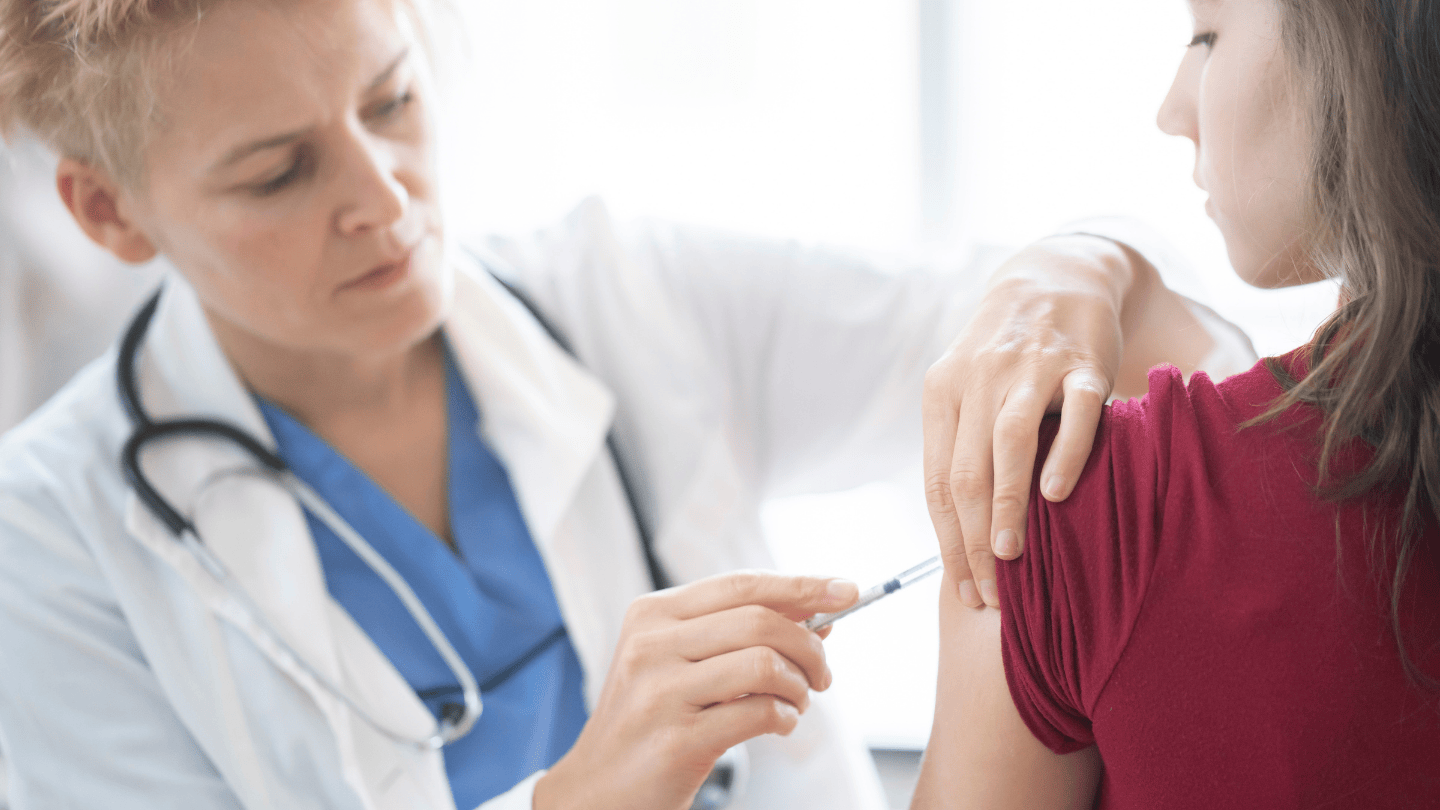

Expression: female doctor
xmin=0 ymin=0 xmax=1253 ymax=808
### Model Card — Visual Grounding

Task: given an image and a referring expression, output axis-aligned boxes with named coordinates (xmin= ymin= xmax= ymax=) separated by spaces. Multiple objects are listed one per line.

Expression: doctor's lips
xmin=340 ymin=245 xmax=419 ymax=292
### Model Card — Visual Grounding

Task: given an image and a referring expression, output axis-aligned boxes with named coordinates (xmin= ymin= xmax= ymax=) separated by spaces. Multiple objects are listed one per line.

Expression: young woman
xmin=0 ymin=0 xmax=1257 ymax=808
xmin=914 ymin=0 xmax=1440 ymax=806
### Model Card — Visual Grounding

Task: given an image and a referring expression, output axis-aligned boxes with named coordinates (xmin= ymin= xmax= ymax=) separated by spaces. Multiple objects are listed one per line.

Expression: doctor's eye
xmin=1188 ymin=32 xmax=1216 ymax=48
xmin=251 ymin=149 xmax=315 ymax=197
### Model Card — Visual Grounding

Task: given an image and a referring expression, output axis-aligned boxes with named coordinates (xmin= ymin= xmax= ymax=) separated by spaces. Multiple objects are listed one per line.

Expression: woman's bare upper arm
xmin=910 ymin=574 xmax=1101 ymax=810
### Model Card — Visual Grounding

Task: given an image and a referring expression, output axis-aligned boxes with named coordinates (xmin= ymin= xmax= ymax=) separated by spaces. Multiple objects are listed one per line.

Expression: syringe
xmin=803 ymin=555 xmax=943 ymax=632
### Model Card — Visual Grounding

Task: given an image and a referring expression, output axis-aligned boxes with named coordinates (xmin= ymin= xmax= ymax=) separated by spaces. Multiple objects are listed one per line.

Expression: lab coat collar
xmin=443 ymin=252 xmax=617 ymax=551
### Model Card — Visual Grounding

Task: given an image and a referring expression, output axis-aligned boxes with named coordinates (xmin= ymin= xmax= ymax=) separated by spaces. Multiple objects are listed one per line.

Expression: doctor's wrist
xmin=1015 ymin=233 xmax=1143 ymax=318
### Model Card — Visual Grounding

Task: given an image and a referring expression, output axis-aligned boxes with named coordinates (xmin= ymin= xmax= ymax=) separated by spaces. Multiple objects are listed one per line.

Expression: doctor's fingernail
xmin=979 ymin=579 xmax=999 ymax=608
xmin=995 ymin=529 xmax=1019 ymax=558
xmin=958 ymin=579 xmax=981 ymax=607
xmin=1043 ymin=475 xmax=1066 ymax=500
xmin=824 ymin=579 xmax=858 ymax=607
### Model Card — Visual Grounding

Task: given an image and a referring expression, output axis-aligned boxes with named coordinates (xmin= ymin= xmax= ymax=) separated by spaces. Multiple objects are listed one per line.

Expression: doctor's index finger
xmin=652 ymin=570 xmax=859 ymax=623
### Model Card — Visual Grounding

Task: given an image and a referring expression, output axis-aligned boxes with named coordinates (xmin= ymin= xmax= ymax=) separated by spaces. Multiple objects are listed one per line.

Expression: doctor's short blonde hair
xmin=0 ymin=0 xmax=442 ymax=188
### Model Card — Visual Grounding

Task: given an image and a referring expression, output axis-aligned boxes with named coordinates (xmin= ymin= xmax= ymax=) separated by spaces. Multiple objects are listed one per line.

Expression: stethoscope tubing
xmin=117 ymin=289 xmax=480 ymax=750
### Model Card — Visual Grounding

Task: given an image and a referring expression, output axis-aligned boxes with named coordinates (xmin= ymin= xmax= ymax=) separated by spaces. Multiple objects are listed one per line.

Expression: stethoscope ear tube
xmin=118 ymin=288 xmax=288 ymax=536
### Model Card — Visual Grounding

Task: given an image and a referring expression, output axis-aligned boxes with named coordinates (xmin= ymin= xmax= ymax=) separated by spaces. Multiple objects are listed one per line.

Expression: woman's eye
xmin=1188 ymin=32 xmax=1216 ymax=48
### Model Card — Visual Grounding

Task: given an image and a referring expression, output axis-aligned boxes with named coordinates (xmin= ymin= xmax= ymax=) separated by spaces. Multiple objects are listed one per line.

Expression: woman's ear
xmin=55 ymin=157 xmax=158 ymax=264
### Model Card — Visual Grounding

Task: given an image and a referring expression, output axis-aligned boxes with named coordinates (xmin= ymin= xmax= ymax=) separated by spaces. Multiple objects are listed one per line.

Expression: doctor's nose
xmin=335 ymin=136 xmax=409 ymax=237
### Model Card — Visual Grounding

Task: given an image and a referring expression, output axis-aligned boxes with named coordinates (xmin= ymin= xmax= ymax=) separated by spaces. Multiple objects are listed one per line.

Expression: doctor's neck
xmin=209 ymin=312 xmax=448 ymax=431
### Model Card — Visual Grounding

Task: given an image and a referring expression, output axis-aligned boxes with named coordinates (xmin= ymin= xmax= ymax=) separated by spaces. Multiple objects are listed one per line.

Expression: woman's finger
xmin=670 ymin=604 xmax=830 ymax=691
xmin=922 ymin=363 xmax=972 ymax=591
xmin=987 ymin=387 xmax=1050 ymax=562
xmin=1037 ymin=369 xmax=1109 ymax=502
xmin=950 ymin=391 xmax=1001 ymax=608
xmin=681 ymin=645 xmax=813 ymax=712
xmin=641 ymin=571 xmax=858 ymax=624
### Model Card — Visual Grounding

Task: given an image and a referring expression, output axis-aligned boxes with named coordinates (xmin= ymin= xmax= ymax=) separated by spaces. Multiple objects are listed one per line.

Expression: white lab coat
xmin=0 ymin=199 xmax=1199 ymax=809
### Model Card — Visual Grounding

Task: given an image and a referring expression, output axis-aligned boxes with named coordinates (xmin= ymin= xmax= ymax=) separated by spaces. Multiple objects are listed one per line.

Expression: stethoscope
xmin=116 ymin=270 xmax=668 ymax=752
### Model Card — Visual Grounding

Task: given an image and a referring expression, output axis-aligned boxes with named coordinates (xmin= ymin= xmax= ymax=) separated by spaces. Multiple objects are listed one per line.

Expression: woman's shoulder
xmin=1000 ymin=352 xmax=1317 ymax=752
xmin=1108 ymin=351 xmax=1300 ymax=445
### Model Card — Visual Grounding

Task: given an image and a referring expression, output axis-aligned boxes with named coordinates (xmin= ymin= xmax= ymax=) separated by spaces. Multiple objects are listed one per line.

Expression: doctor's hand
xmin=923 ymin=234 xmax=1254 ymax=609
xmin=923 ymin=235 xmax=1132 ymax=610
xmin=533 ymin=571 xmax=858 ymax=810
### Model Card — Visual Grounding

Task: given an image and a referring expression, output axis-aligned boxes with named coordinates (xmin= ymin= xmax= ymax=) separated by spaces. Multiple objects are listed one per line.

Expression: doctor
xmin=0 ymin=0 xmax=1252 ymax=808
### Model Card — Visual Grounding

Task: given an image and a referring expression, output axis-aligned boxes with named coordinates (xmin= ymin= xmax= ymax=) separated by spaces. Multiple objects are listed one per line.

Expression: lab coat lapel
xmin=119 ymin=273 xmax=437 ymax=745
xmin=443 ymin=260 xmax=616 ymax=552
xmin=444 ymin=257 xmax=645 ymax=709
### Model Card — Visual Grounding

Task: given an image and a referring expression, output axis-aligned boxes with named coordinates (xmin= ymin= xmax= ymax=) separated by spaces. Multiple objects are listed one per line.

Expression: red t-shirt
xmin=999 ymin=355 xmax=1440 ymax=808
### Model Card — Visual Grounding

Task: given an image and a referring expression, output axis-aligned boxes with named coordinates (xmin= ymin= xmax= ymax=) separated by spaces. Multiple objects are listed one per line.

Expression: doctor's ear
xmin=56 ymin=157 xmax=159 ymax=264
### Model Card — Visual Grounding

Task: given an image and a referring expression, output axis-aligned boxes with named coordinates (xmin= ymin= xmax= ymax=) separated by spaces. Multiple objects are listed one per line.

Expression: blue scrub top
xmin=257 ymin=348 xmax=588 ymax=808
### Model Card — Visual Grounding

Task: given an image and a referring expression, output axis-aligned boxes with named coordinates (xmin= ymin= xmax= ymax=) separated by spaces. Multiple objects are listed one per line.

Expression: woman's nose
xmin=335 ymin=134 xmax=408 ymax=237
xmin=1156 ymin=56 xmax=1200 ymax=144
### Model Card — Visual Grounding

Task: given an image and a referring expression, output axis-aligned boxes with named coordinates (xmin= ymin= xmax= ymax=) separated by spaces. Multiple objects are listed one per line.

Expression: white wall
xmin=438 ymin=0 xmax=922 ymax=251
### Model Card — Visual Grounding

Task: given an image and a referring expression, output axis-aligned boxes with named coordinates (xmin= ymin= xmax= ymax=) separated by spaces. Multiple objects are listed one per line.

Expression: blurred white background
xmin=433 ymin=0 xmax=1340 ymax=750
xmin=1 ymin=0 xmax=1343 ymax=764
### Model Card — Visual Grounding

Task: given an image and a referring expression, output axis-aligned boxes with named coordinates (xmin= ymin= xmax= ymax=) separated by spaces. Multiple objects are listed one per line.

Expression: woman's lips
xmin=341 ymin=249 xmax=414 ymax=292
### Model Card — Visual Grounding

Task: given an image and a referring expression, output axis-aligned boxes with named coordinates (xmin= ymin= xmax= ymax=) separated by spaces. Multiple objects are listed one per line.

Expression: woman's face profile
xmin=1158 ymin=0 xmax=1322 ymax=288
xmin=121 ymin=0 xmax=450 ymax=362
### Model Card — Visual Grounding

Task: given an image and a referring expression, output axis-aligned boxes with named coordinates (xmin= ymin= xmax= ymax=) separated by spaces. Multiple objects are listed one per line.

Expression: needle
xmin=803 ymin=555 xmax=943 ymax=632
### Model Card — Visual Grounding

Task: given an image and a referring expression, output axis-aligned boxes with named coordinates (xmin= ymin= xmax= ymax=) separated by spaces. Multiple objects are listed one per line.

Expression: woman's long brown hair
xmin=1266 ymin=0 xmax=1440 ymax=686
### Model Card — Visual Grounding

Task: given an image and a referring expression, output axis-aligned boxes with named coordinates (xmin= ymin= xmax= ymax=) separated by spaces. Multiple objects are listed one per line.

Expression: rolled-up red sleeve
xmin=998 ymin=366 xmax=1189 ymax=753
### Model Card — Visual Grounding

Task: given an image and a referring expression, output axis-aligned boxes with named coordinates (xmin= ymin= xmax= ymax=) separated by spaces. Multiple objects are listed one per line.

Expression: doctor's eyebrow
xmin=210 ymin=47 xmax=412 ymax=172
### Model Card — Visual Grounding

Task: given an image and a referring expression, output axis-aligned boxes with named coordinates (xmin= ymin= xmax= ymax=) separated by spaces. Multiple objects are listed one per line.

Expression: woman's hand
xmin=533 ymin=571 xmax=859 ymax=810
xmin=923 ymin=234 xmax=1255 ymax=609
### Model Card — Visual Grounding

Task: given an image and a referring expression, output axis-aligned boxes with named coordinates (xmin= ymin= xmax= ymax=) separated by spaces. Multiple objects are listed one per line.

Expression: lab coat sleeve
xmin=0 ymin=487 xmax=243 ymax=810
xmin=570 ymin=202 xmax=988 ymax=498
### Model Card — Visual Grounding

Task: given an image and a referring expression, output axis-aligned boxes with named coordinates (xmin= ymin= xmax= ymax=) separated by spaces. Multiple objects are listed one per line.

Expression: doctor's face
xmin=120 ymin=0 xmax=449 ymax=362
xmin=1157 ymin=0 xmax=1322 ymax=288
